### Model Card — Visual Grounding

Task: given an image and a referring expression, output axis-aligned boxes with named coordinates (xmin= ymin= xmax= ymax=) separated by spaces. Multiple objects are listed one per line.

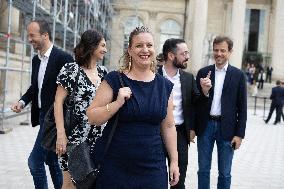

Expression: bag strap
xmin=98 ymin=72 xmax=124 ymax=169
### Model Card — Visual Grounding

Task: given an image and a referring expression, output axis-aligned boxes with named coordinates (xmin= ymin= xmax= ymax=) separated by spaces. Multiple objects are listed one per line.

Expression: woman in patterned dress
xmin=54 ymin=29 xmax=108 ymax=189
xmin=87 ymin=26 xmax=180 ymax=189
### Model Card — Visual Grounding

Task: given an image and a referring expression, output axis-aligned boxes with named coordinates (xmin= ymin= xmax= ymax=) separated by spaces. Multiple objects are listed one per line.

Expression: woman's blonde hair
xmin=119 ymin=26 xmax=157 ymax=73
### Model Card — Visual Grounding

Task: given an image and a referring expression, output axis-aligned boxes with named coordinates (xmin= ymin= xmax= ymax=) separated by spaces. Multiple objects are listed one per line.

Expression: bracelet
xmin=106 ymin=103 xmax=110 ymax=112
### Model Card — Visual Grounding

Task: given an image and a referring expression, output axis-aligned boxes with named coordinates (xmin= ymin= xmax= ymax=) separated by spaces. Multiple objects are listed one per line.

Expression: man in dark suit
xmin=11 ymin=20 xmax=73 ymax=189
xmin=265 ymin=80 xmax=284 ymax=125
xmin=191 ymin=36 xmax=247 ymax=189
xmin=281 ymin=81 xmax=284 ymax=122
xmin=266 ymin=66 xmax=273 ymax=83
xmin=159 ymin=38 xmax=211 ymax=189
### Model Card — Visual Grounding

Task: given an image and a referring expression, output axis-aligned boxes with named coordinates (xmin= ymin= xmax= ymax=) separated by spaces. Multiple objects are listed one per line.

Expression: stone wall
xmin=0 ymin=50 xmax=31 ymax=108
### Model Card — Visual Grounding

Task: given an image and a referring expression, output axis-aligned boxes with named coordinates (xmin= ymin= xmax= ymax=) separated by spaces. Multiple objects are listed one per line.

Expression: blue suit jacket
xmin=20 ymin=46 xmax=74 ymax=127
xmin=194 ymin=64 xmax=247 ymax=140
xmin=270 ymin=86 xmax=284 ymax=106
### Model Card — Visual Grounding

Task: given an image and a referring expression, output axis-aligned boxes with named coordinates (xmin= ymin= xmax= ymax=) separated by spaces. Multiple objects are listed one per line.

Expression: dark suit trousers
xmin=281 ymin=105 xmax=284 ymax=121
xmin=265 ymin=102 xmax=277 ymax=122
xmin=266 ymin=103 xmax=281 ymax=123
xmin=28 ymin=111 xmax=62 ymax=189
xmin=171 ymin=124 xmax=188 ymax=189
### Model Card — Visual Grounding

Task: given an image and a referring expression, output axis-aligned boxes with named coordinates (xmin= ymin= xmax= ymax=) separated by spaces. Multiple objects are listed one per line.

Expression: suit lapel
xmin=159 ymin=66 xmax=186 ymax=106
xmin=180 ymin=69 xmax=187 ymax=105
xmin=209 ymin=65 xmax=215 ymax=97
xmin=33 ymin=56 xmax=41 ymax=88
xmin=42 ymin=47 xmax=56 ymax=87
xmin=222 ymin=64 xmax=233 ymax=93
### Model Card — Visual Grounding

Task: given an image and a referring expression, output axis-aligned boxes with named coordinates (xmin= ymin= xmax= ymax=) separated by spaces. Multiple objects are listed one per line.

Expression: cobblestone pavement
xmin=0 ymin=109 xmax=283 ymax=189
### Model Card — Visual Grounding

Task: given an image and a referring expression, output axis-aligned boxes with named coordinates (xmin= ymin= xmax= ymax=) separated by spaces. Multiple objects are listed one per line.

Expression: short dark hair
xmin=213 ymin=36 xmax=233 ymax=51
xmin=162 ymin=38 xmax=185 ymax=61
xmin=30 ymin=19 xmax=52 ymax=41
xmin=276 ymin=80 xmax=281 ymax=85
xmin=74 ymin=29 xmax=104 ymax=68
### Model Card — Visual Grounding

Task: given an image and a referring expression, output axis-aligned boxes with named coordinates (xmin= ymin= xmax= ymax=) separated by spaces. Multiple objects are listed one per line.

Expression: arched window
xmin=159 ymin=19 xmax=182 ymax=51
xmin=123 ymin=16 xmax=143 ymax=49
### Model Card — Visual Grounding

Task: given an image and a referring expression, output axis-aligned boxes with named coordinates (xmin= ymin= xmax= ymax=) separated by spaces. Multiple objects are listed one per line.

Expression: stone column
xmin=0 ymin=3 xmax=20 ymax=36
xmin=183 ymin=0 xmax=192 ymax=44
xmin=271 ymin=0 xmax=284 ymax=80
xmin=148 ymin=11 xmax=159 ymax=51
xmin=191 ymin=0 xmax=208 ymax=74
xmin=230 ymin=0 xmax=246 ymax=69
xmin=109 ymin=13 xmax=124 ymax=71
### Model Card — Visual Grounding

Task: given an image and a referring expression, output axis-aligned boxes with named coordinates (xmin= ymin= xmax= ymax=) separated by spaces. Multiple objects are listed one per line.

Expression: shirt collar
xmin=162 ymin=65 xmax=180 ymax=79
xmin=38 ymin=44 xmax=53 ymax=60
xmin=215 ymin=62 xmax=228 ymax=72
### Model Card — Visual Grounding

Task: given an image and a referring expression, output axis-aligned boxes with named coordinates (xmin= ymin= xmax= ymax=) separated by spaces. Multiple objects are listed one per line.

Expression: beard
xmin=173 ymin=57 xmax=187 ymax=69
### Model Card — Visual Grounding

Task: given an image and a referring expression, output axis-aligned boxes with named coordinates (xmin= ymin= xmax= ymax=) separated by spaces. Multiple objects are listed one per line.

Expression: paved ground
xmin=0 ymin=108 xmax=283 ymax=189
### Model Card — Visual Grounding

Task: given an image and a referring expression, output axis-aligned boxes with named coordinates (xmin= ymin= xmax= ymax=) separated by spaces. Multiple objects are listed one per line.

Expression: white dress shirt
xmin=37 ymin=44 xmax=53 ymax=108
xmin=162 ymin=66 xmax=184 ymax=125
xmin=210 ymin=62 xmax=228 ymax=116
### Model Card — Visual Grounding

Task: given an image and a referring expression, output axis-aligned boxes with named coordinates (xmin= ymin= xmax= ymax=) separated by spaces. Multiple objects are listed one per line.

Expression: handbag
xmin=68 ymin=139 xmax=99 ymax=189
xmin=68 ymin=72 xmax=124 ymax=189
xmin=41 ymin=66 xmax=80 ymax=151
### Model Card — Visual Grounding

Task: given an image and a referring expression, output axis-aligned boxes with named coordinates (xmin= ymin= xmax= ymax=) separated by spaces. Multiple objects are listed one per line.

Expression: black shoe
xmin=273 ymin=121 xmax=278 ymax=125
xmin=264 ymin=120 xmax=268 ymax=124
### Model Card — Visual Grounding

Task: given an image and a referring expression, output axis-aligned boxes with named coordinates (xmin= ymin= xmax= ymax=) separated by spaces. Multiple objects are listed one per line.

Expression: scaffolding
xmin=0 ymin=0 xmax=114 ymax=133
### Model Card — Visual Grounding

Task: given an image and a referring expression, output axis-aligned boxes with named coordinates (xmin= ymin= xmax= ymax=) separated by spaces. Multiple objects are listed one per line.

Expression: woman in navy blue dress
xmin=87 ymin=26 xmax=179 ymax=189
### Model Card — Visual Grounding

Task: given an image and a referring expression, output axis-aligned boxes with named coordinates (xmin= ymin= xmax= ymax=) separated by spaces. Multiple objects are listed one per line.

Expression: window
xmin=244 ymin=9 xmax=266 ymax=52
xmin=159 ymin=19 xmax=182 ymax=52
xmin=123 ymin=16 xmax=143 ymax=50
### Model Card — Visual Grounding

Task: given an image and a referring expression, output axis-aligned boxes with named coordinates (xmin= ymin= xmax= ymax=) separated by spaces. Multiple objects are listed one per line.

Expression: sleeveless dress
xmin=56 ymin=62 xmax=108 ymax=171
xmin=93 ymin=71 xmax=173 ymax=189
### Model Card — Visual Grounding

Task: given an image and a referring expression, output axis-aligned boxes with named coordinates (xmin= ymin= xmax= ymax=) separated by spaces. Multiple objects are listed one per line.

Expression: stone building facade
xmin=109 ymin=0 xmax=284 ymax=80
xmin=0 ymin=0 xmax=113 ymax=113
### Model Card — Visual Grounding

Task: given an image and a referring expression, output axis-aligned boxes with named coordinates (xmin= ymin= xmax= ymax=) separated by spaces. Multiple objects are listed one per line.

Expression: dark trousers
xmin=266 ymin=103 xmax=281 ymax=124
xmin=28 ymin=111 xmax=63 ymax=189
xmin=276 ymin=105 xmax=283 ymax=123
xmin=266 ymin=74 xmax=272 ymax=83
xmin=170 ymin=124 xmax=188 ymax=189
xmin=279 ymin=105 xmax=284 ymax=122
xmin=258 ymin=80 xmax=264 ymax=89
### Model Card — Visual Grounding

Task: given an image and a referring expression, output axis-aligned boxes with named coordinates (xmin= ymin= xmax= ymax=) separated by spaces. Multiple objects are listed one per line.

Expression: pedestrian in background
xmin=257 ymin=69 xmax=266 ymax=89
xmin=266 ymin=66 xmax=273 ymax=83
xmin=192 ymin=36 xmax=247 ymax=189
xmin=265 ymin=80 xmax=284 ymax=125
xmin=10 ymin=19 xmax=73 ymax=189
xmin=87 ymin=26 xmax=180 ymax=188
xmin=159 ymin=38 xmax=210 ymax=189
xmin=54 ymin=29 xmax=108 ymax=188
xmin=281 ymin=81 xmax=284 ymax=122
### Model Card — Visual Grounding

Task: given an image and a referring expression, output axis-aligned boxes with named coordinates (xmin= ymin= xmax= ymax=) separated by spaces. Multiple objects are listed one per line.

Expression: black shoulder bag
xmin=41 ymin=65 xmax=80 ymax=151
xmin=68 ymin=72 xmax=124 ymax=189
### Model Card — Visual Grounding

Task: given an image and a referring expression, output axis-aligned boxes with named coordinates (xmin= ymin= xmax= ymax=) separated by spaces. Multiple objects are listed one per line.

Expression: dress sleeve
xmin=97 ymin=65 xmax=108 ymax=78
xmin=164 ymin=77 xmax=174 ymax=101
xmin=103 ymin=71 xmax=121 ymax=99
xmin=56 ymin=62 xmax=79 ymax=94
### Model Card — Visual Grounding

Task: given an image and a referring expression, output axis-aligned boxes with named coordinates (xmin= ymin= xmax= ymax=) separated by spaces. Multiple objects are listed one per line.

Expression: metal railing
xmin=248 ymin=95 xmax=270 ymax=119
xmin=0 ymin=0 xmax=114 ymax=133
